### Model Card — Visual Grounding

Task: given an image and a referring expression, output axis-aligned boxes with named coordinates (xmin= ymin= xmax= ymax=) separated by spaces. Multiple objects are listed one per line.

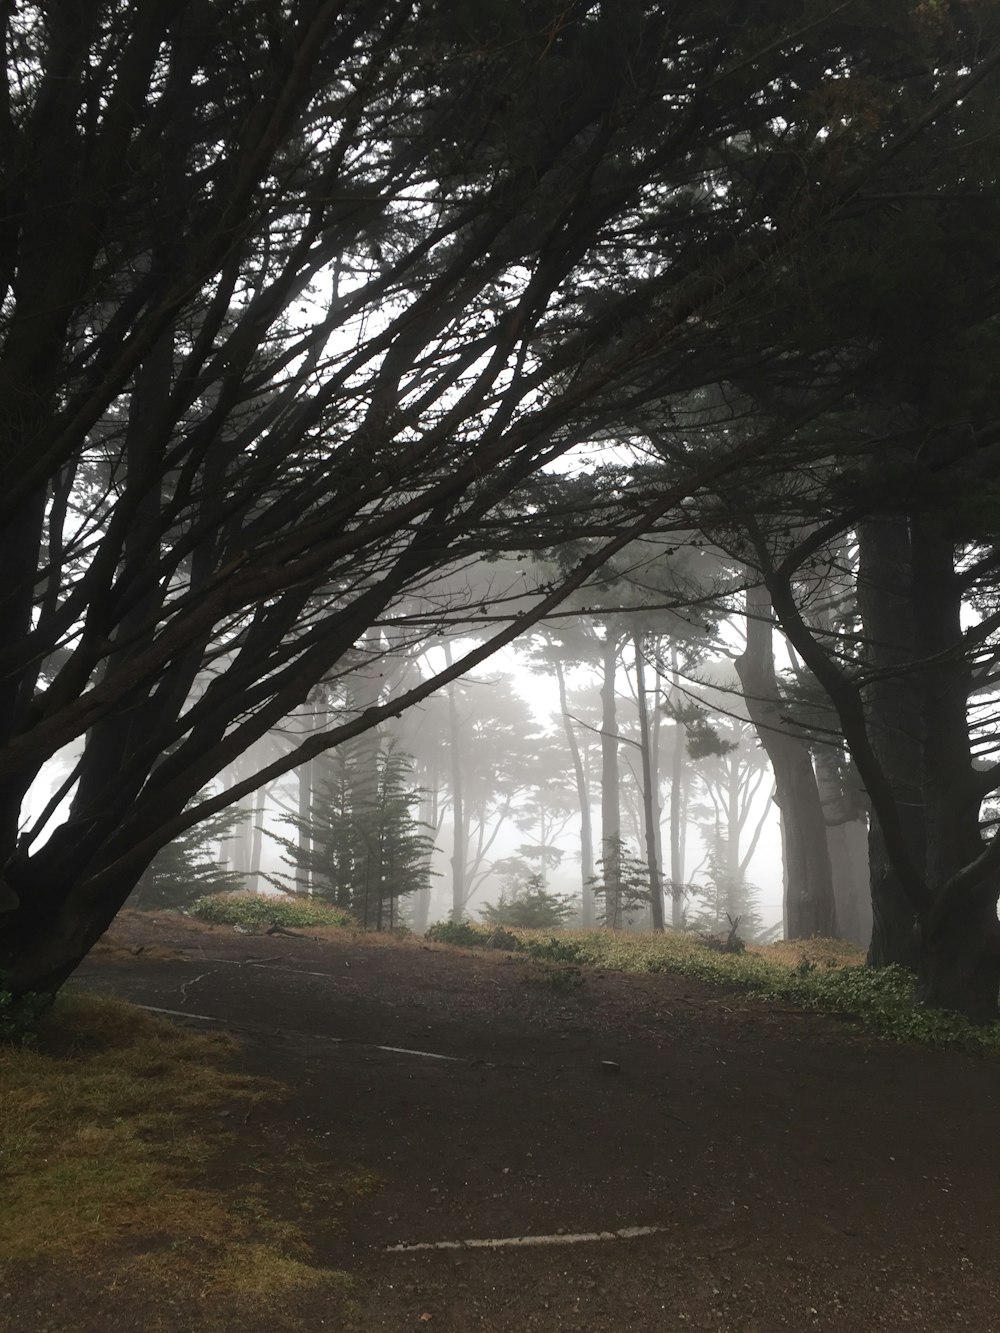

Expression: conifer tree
xmin=272 ymin=747 xmax=434 ymax=929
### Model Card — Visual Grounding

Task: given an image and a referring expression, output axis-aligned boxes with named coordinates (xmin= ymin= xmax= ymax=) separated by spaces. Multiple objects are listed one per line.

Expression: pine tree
xmin=130 ymin=807 xmax=244 ymax=911
xmin=587 ymin=839 xmax=652 ymax=929
xmin=481 ymin=874 xmax=575 ymax=930
xmin=272 ymin=747 xmax=435 ymax=929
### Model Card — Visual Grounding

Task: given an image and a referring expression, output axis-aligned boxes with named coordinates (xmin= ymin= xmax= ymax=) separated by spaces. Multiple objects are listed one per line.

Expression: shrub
xmin=521 ymin=935 xmax=586 ymax=965
xmin=420 ymin=922 xmax=1000 ymax=1051
xmin=480 ymin=877 xmax=575 ymax=930
xmin=483 ymin=926 xmax=520 ymax=951
xmin=424 ymin=920 xmax=493 ymax=949
xmin=534 ymin=964 xmax=585 ymax=992
xmin=0 ymin=983 xmax=52 ymax=1045
xmin=190 ymin=893 xmax=356 ymax=930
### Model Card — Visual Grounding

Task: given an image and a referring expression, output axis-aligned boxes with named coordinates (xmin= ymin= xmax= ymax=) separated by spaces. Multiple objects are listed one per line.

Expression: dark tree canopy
xmin=2 ymin=0 xmax=998 ymax=997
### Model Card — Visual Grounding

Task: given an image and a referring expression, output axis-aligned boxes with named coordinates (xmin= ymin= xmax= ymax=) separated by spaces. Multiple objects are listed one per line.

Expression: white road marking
xmin=134 ymin=1003 xmax=461 ymax=1061
xmin=386 ymin=1226 xmax=667 ymax=1253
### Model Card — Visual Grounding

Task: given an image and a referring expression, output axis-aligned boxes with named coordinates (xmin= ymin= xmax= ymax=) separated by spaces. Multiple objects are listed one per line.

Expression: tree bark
xmin=248 ymin=784 xmax=267 ymax=895
xmin=443 ymin=644 xmax=468 ymax=922
xmin=734 ymin=581 xmax=837 ymax=938
xmin=600 ymin=631 xmax=622 ymax=929
xmin=909 ymin=519 xmax=1000 ymax=1019
xmin=348 ymin=634 xmax=385 ymax=928
xmin=856 ymin=518 xmax=926 ymax=969
xmin=668 ymin=649 xmax=686 ymax=929
xmin=768 ymin=516 xmax=999 ymax=1020
xmin=812 ymin=746 xmax=872 ymax=948
xmin=554 ymin=656 xmax=595 ymax=923
xmin=296 ymin=757 xmax=313 ymax=896
xmin=634 ymin=633 xmax=664 ymax=930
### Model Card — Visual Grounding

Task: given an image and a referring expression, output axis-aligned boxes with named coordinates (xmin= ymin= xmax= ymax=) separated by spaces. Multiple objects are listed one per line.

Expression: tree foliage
xmin=272 ymin=746 xmax=434 ymax=928
xmin=3 ymin=1 xmax=999 ymax=994
xmin=480 ymin=875 xmax=575 ymax=930
xmin=129 ymin=805 xmax=244 ymax=911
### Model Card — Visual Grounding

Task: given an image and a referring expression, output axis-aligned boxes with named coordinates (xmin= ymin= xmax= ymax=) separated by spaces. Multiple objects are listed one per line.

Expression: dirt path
xmin=46 ymin=918 xmax=1000 ymax=1329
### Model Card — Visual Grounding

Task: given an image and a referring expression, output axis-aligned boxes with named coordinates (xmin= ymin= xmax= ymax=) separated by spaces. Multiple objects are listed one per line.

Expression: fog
xmin=112 ymin=605 xmax=868 ymax=947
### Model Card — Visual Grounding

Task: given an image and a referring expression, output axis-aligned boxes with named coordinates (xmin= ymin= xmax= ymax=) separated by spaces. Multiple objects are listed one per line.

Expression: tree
xmin=130 ymin=805 xmax=244 ymax=911
xmin=398 ymin=662 xmax=546 ymax=920
xmin=587 ymin=839 xmax=651 ymax=929
xmin=480 ymin=875 xmax=575 ymax=930
xmin=682 ymin=699 xmax=771 ymax=940
xmin=4 ymin=1 xmax=996 ymax=996
xmin=702 ymin=46 xmax=1000 ymax=1013
xmin=734 ymin=580 xmax=837 ymax=939
xmin=272 ymin=746 xmax=434 ymax=928
xmin=528 ymin=626 xmax=600 ymax=923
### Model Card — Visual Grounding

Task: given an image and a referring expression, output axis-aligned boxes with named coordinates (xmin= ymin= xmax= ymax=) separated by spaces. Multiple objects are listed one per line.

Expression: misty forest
xmin=5 ymin=3 xmax=1000 ymax=1328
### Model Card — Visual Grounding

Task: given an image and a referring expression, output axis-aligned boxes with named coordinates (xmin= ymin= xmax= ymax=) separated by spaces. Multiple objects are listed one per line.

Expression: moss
xmin=0 ymin=993 xmax=354 ymax=1320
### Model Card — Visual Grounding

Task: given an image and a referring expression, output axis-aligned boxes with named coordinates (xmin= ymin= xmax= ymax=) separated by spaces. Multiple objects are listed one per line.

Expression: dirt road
xmin=55 ymin=917 xmax=1000 ymax=1330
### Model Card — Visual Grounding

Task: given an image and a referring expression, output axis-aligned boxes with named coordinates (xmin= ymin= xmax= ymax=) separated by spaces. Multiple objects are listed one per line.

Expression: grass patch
xmin=190 ymin=891 xmax=356 ymax=930
xmin=0 ymin=993 xmax=353 ymax=1323
xmin=424 ymin=922 xmax=1000 ymax=1051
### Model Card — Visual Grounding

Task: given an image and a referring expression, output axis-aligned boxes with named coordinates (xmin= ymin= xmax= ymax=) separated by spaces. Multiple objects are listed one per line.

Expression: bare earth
xmin=11 ymin=913 xmax=1000 ymax=1332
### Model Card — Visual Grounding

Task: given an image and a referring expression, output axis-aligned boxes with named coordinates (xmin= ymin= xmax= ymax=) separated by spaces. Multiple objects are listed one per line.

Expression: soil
xmin=6 ymin=912 xmax=1000 ymax=1332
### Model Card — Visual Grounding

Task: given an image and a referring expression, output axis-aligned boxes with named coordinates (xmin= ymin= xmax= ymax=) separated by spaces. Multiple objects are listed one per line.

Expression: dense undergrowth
xmin=190 ymin=891 xmax=356 ymax=929
xmin=0 ymin=993 xmax=354 ymax=1327
xmin=425 ymin=921 xmax=1000 ymax=1051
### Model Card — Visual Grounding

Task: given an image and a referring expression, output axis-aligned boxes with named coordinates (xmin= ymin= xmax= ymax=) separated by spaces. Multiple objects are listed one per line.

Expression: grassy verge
xmin=0 ymin=992 xmax=355 ymax=1329
xmin=425 ymin=921 xmax=1000 ymax=1051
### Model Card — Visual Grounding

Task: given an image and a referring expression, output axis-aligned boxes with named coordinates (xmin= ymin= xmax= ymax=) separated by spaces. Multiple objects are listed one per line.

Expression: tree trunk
xmin=735 ymin=581 xmax=837 ymax=938
xmin=634 ymin=633 xmax=664 ymax=930
xmin=348 ymin=634 xmax=384 ymax=928
xmin=248 ymin=784 xmax=267 ymax=895
xmin=296 ymin=757 xmax=313 ymax=896
xmin=443 ymin=644 xmax=468 ymax=921
xmin=827 ymin=817 xmax=872 ymax=949
xmin=668 ymin=650 xmax=686 ymax=928
xmin=1 ymin=866 xmax=141 ymax=996
xmin=856 ymin=518 xmax=926 ymax=969
xmin=231 ymin=800 xmax=252 ymax=878
xmin=554 ymin=656 xmax=594 ymax=924
xmin=600 ymin=631 xmax=622 ymax=929
xmin=763 ymin=512 xmax=999 ymax=1018
xmin=909 ymin=520 xmax=999 ymax=1020
xmin=812 ymin=745 xmax=872 ymax=948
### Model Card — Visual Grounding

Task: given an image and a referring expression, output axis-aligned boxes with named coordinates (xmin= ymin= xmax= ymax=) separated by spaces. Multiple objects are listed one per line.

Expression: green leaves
xmin=190 ymin=893 xmax=355 ymax=930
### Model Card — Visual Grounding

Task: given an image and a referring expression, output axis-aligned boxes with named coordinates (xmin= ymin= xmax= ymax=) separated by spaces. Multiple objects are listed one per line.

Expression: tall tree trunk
xmin=231 ymin=799 xmax=251 ymax=878
xmin=813 ymin=746 xmax=872 ymax=948
xmin=770 ymin=515 xmax=998 ymax=1020
xmin=856 ymin=519 xmax=925 ymax=968
xmin=348 ymin=634 xmax=384 ymax=928
xmin=668 ymin=650 xmax=686 ymax=929
xmin=735 ymin=581 xmax=837 ymax=938
xmin=443 ymin=643 xmax=468 ymax=921
xmin=634 ymin=633 xmax=664 ymax=930
xmin=410 ymin=772 xmax=436 ymax=933
xmin=553 ymin=656 xmax=594 ymax=923
xmin=248 ymin=784 xmax=267 ymax=895
xmin=296 ymin=757 xmax=313 ymax=896
xmin=600 ymin=631 xmax=622 ymax=929
xmin=909 ymin=520 xmax=1000 ymax=1019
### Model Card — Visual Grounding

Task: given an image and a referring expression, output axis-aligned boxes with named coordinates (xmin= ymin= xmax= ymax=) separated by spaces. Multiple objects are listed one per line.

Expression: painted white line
xmin=135 ymin=1004 xmax=461 ymax=1062
xmin=386 ymin=1226 xmax=667 ymax=1253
